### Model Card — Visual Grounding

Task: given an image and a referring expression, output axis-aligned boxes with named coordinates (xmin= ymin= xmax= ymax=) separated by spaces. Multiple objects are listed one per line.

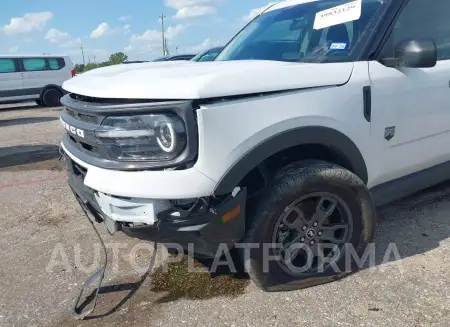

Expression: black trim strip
xmin=371 ymin=160 xmax=450 ymax=206
xmin=0 ymin=87 xmax=42 ymax=98
xmin=363 ymin=86 xmax=371 ymax=122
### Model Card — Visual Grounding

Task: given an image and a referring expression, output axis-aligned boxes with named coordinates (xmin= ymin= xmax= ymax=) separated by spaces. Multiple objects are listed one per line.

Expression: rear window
xmin=0 ymin=59 xmax=17 ymax=73
xmin=23 ymin=58 xmax=47 ymax=71
xmin=48 ymin=58 xmax=65 ymax=70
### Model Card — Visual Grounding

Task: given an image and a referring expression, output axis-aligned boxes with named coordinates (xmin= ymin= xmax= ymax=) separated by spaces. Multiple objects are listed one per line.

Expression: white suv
xmin=60 ymin=0 xmax=449 ymax=292
xmin=0 ymin=55 xmax=74 ymax=106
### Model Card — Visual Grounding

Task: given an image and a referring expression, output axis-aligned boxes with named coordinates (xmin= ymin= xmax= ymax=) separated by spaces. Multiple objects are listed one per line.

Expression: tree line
xmin=74 ymin=52 xmax=128 ymax=73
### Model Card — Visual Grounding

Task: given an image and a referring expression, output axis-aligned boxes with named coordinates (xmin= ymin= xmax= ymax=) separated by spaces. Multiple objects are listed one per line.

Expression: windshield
xmin=152 ymin=57 xmax=167 ymax=62
xmin=216 ymin=0 xmax=388 ymax=63
xmin=192 ymin=47 xmax=224 ymax=62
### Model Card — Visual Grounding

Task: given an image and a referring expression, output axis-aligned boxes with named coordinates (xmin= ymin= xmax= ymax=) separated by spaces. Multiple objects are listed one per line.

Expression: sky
xmin=0 ymin=0 xmax=276 ymax=64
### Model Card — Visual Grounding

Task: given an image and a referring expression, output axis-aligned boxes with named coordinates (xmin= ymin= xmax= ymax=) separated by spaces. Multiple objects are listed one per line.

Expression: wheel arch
xmin=213 ymin=126 xmax=368 ymax=195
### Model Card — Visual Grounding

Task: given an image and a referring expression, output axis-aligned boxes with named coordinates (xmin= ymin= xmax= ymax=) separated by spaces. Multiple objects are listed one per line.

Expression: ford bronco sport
xmin=60 ymin=0 xmax=450 ymax=293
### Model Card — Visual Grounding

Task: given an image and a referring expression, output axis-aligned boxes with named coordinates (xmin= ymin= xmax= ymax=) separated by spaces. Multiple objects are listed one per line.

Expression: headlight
xmin=95 ymin=114 xmax=187 ymax=162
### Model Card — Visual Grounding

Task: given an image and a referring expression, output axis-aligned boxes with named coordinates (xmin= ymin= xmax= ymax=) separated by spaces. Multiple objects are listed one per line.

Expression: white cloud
xmin=243 ymin=2 xmax=278 ymax=21
xmin=123 ymin=24 xmax=131 ymax=33
xmin=124 ymin=44 xmax=134 ymax=52
xmin=131 ymin=24 xmax=185 ymax=43
xmin=166 ymin=24 xmax=185 ymax=39
xmin=131 ymin=30 xmax=159 ymax=43
xmin=187 ymin=38 xmax=221 ymax=53
xmin=9 ymin=46 xmax=19 ymax=53
xmin=45 ymin=28 xmax=70 ymax=43
xmin=1 ymin=12 xmax=53 ymax=35
xmin=61 ymin=37 xmax=82 ymax=48
xmin=166 ymin=0 xmax=219 ymax=19
xmin=119 ymin=15 xmax=132 ymax=21
xmin=127 ymin=24 xmax=186 ymax=58
xmin=90 ymin=23 xmax=111 ymax=39
xmin=44 ymin=28 xmax=81 ymax=49
xmin=174 ymin=6 xmax=216 ymax=19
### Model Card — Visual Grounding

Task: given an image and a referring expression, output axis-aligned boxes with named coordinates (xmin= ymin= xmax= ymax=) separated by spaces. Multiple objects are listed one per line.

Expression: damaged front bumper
xmin=65 ymin=155 xmax=247 ymax=258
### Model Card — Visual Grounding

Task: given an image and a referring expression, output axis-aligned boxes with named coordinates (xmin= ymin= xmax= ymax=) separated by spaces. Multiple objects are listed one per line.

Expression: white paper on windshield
xmin=313 ymin=0 xmax=362 ymax=30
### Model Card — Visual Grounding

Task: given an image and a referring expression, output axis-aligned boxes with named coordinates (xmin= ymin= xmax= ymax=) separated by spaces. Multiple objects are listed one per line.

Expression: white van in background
xmin=0 ymin=55 xmax=74 ymax=107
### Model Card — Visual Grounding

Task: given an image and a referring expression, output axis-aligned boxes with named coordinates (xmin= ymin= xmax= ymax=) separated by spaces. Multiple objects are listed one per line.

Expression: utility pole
xmin=159 ymin=13 xmax=166 ymax=57
xmin=80 ymin=45 xmax=86 ymax=65
xmin=165 ymin=37 xmax=170 ymax=56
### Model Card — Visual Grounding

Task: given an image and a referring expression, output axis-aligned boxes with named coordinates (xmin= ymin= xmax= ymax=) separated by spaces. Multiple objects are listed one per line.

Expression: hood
xmin=62 ymin=60 xmax=354 ymax=100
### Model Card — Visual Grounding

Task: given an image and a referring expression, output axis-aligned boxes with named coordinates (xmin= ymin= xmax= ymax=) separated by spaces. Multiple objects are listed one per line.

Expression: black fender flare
xmin=213 ymin=126 xmax=368 ymax=195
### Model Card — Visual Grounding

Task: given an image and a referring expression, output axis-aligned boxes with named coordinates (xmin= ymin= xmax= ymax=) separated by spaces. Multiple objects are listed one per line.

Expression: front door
xmin=368 ymin=0 xmax=450 ymax=187
xmin=0 ymin=58 xmax=23 ymax=101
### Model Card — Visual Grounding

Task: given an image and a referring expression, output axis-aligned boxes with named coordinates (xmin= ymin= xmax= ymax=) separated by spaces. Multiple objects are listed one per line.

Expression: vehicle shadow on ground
xmin=0 ymin=116 xmax=58 ymax=127
xmin=0 ymin=144 xmax=62 ymax=171
xmin=371 ymin=181 xmax=450 ymax=266
xmin=0 ymin=103 xmax=42 ymax=112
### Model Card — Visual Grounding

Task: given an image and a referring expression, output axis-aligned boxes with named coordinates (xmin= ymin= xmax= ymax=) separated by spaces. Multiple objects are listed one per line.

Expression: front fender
xmin=214 ymin=125 xmax=368 ymax=195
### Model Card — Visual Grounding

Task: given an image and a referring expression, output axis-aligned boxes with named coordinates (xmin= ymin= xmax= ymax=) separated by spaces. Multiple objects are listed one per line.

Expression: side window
xmin=0 ymin=59 xmax=18 ymax=73
xmin=47 ymin=58 xmax=66 ymax=70
xmin=48 ymin=58 xmax=61 ymax=70
xmin=23 ymin=58 xmax=47 ymax=71
xmin=382 ymin=0 xmax=450 ymax=60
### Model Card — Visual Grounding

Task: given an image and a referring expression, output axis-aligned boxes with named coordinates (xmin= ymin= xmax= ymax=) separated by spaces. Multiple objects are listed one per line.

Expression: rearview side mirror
xmin=380 ymin=38 xmax=437 ymax=68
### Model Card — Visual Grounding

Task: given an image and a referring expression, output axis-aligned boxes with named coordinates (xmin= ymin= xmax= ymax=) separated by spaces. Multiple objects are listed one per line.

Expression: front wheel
xmin=243 ymin=161 xmax=376 ymax=291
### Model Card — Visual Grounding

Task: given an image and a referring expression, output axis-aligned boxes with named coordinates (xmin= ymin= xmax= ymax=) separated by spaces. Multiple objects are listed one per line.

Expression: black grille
xmin=65 ymin=108 xmax=101 ymax=124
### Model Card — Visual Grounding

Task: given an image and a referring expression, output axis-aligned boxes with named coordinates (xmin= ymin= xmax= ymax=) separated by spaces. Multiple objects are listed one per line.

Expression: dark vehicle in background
xmin=151 ymin=54 xmax=196 ymax=62
xmin=122 ymin=60 xmax=149 ymax=64
xmin=191 ymin=47 xmax=224 ymax=62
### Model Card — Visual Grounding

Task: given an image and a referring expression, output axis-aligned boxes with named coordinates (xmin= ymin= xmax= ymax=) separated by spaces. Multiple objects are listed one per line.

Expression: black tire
xmin=35 ymin=99 xmax=44 ymax=106
xmin=42 ymin=88 xmax=62 ymax=107
xmin=243 ymin=160 xmax=376 ymax=292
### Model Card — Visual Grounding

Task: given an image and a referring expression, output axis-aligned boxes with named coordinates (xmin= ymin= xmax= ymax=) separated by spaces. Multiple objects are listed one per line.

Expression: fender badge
xmin=384 ymin=126 xmax=395 ymax=141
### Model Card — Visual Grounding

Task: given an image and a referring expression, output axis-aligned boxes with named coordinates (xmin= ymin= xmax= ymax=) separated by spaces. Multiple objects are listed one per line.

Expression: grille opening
xmin=78 ymin=113 xmax=98 ymax=124
xmin=80 ymin=142 xmax=93 ymax=151
xmin=65 ymin=108 xmax=99 ymax=124
xmin=72 ymin=161 xmax=87 ymax=179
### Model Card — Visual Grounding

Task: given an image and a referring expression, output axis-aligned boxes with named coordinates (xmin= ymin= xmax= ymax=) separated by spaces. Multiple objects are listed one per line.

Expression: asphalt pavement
xmin=0 ymin=102 xmax=449 ymax=327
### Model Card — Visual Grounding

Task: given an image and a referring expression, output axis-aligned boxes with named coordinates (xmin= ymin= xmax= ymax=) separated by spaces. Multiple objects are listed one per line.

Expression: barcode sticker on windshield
xmin=313 ymin=0 xmax=362 ymax=30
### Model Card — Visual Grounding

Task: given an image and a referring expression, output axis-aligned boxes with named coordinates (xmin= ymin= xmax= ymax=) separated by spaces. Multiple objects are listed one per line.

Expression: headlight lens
xmin=95 ymin=114 xmax=187 ymax=162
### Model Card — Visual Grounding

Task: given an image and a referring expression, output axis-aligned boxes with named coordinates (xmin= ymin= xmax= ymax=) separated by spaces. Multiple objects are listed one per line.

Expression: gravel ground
xmin=0 ymin=102 xmax=449 ymax=327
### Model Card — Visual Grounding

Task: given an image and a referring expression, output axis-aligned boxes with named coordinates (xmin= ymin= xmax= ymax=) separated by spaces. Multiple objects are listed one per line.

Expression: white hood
xmin=62 ymin=60 xmax=354 ymax=100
